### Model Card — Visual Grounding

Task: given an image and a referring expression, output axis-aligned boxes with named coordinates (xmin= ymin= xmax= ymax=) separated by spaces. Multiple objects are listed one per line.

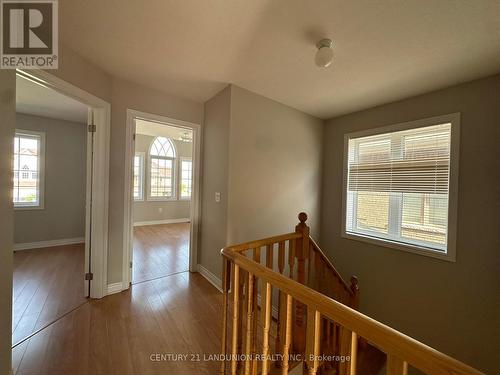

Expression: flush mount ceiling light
xmin=315 ymin=38 xmax=334 ymax=68
xmin=178 ymin=132 xmax=193 ymax=143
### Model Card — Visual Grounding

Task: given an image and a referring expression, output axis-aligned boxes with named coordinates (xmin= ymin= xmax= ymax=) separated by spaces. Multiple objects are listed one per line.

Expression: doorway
xmin=14 ymin=70 xmax=110 ymax=302
xmin=11 ymin=72 xmax=99 ymax=347
xmin=123 ymin=110 xmax=201 ymax=287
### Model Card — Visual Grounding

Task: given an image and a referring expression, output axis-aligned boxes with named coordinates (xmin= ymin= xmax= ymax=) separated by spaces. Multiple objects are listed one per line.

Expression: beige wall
xmin=45 ymin=44 xmax=204 ymax=285
xmin=108 ymin=78 xmax=203 ymax=283
xmin=199 ymin=85 xmax=324 ymax=278
xmin=228 ymin=86 xmax=323 ymax=243
xmin=14 ymin=114 xmax=87 ymax=244
xmin=0 ymin=48 xmax=204 ymax=370
xmin=48 ymin=43 xmax=113 ymax=102
xmin=0 ymin=70 xmax=15 ymax=375
xmin=320 ymin=74 xmax=500 ymax=374
xmin=133 ymin=134 xmax=191 ymax=223
xmin=200 ymin=86 xmax=231 ymax=276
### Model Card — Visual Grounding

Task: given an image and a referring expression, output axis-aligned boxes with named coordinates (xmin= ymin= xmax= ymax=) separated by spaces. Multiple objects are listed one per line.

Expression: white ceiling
xmin=16 ymin=75 xmax=88 ymax=123
xmin=136 ymin=119 xmax=193 ymax=141
xmin=60 ymin=0 xmax=500 ymax=119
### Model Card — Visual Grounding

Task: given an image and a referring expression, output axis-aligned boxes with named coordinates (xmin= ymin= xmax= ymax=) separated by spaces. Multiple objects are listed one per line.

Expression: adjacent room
xmin=12 ymin=74 xmax=89 ymax=347
xmin=131 ymin=119 xmax=193 ymax=284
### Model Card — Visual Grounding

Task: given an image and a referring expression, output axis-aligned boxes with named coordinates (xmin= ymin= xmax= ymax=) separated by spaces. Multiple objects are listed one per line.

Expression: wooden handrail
xmin=221 ymin=247 xmax=482 ymax=375
xmin=228 ymin=232 xmax=302 ymax=252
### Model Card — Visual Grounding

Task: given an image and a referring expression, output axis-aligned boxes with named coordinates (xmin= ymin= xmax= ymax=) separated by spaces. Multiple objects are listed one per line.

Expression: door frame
xmin=17 ymin=69 xmax=111 ymax=298
xmin=123 ymin=109 xmax=202 ymax=288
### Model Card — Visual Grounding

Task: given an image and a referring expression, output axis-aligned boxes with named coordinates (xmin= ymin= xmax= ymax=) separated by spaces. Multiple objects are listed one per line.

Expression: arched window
xmin=150 ymin=136 xmax=175 ymax=158
xmin=149 ymin=137 xmax=176 ymax=199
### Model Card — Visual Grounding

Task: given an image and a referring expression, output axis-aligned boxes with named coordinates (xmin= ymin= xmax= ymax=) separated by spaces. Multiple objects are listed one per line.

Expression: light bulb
xmin=315 ymin=39 xmax=334 ymax=68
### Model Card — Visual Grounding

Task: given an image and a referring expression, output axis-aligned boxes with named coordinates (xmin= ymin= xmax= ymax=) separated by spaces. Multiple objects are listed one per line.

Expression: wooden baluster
xmin=220 ymin=258 xmax=231 ymax=374
xmin=386 ymin=354 xmax=408 ymax=375
xmin=278 ymin=241 xmax=285 ymax=274
xmin=305 ymin=307 xmax=321 ymax=374
xmin=350 ymin=332 xmax=358 ymax=375
xmin=244 ymin=272 xmax=255 ymax=375
xmin=238 ymin=269 xmax=245 ymax=366
xmin=338 ymin=327 xmax=352 ymax=375
xmin=261 ymin=246 xmax=272 ymax=325
xmin=231 ymin=264 xmax=240 ymax=375
xmin=282 ymin=294 xmax=293 ymax=374
xmin=261 ymin=245 xmax=274 ymax=370
xmin=288 ymin=239 xmax=296 ymax=279
xmin=266 ymin=244 xmax=274 ymax=269
xmin=307 ymin=244 xmax=314 ymax=288
xmin=252 ymin=247 xmax=261 ymax=374
xmin=276 ymin=242 xmax=286 ymax=367
xmin=327 ymin=268 xmax=336 ymax=301
xmin=294 ymin=212 xmax=310 ymax=353
xmin=314 ymin=248 xmax=322 ymax=293
xmin=261 ymin=282 xmax=272 ymax=375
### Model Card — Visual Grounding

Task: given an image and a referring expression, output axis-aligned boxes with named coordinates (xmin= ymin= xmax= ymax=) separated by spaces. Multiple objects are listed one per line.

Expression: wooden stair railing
xmin=219 ymin=213 xmax=483 ymax=375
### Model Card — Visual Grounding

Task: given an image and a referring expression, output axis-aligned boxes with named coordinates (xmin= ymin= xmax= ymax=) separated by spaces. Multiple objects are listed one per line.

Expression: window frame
xmin=13 ymin=129 xmax=46 ymax=210
xmin=147 ymin=137 xmax=177 ymax=201
xmin=179 ymin=156 xmax=193 ymax=201
xmin=133 ymin=152 xmax=145 ymax=201
xmin=341 ymin=113 xmax=460 ymax=262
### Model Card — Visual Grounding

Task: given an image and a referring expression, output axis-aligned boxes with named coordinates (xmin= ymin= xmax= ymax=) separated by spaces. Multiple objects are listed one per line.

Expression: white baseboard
xmin=107 ymin=282 xmax=123 ymax=295
xmin=197 ymin=264 xmax=223 ymax=292
xmin=133 ymin=218 xmax=190 ymax=227
xmin=13 ymin=237 xmax=85 ymax=251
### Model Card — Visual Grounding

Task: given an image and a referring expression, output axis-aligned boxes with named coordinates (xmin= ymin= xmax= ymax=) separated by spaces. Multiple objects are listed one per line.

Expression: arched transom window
xmin=149 ymin=137 xmax=176 ymax=199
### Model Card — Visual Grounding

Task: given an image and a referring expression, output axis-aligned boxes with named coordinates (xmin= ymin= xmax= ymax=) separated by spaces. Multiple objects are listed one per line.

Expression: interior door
xmin=129 ymin=120 xmax=136 ymax=284
xmin=84 ymin=108 xmax=95 ymax=297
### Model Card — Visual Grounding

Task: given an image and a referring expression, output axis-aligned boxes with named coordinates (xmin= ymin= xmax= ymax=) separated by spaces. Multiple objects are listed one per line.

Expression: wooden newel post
xmin=293 ymin=212 xmax=310 ymax=353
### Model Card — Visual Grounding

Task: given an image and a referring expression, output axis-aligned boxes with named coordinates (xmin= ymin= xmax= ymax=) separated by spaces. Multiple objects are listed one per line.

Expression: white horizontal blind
xmin=345 ymin=123 xmax=452 ymax=252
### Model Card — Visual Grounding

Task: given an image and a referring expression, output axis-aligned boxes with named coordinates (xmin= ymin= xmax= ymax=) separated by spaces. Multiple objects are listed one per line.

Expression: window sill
xmin=341 ymin=231 xmax=455 ymax=262
xmin=146 ymin=197 xmax=178 ymax=202
xmin=14 ymin=205 xmax=44 ymax=211
xmin=142 ymin=197 xmax=192 ymax=203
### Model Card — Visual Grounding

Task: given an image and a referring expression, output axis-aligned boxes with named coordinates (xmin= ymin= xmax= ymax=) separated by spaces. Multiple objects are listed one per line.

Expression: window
xmin=343 ymin=114 xmax=459 ymax=261
xmin=13 ymin=130 xmax=45 ymax=208
xmin=133 ymin=152 xmax=144 ymax=200
xmin=180 ymin=157 xmax=192 ymax=199
xmin=149 ymin=136 xmax=176 ymax=199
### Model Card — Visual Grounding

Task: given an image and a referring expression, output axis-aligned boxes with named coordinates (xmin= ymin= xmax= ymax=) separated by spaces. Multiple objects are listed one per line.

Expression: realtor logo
xmin=1 ymin=0 xmax=58 ymax=68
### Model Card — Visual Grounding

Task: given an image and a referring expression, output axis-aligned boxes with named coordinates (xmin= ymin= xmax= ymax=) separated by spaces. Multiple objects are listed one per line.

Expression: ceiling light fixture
xmin=178 ymin=132 xmax=193 ymax=143
xmin=315 ymin=38 xmax=334 ymax=68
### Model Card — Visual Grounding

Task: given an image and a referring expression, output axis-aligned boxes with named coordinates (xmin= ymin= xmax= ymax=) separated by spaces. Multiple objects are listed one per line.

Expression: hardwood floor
xmin=12 ymin=244 xmax=86 ymax=346
xmin=12 ymin=272 xmax=222 ymax=375
xmin=132 ymin=223 xmax=190 ymax=284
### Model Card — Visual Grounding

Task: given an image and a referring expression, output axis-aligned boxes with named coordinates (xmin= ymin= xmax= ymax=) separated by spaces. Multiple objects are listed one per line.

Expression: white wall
xmin=133 ymin=134 xmax=191 ymax=224
xmin=14 ymin=113 xmax=87 ymax=244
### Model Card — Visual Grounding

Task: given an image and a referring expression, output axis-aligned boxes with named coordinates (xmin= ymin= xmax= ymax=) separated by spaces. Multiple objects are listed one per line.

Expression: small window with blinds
xmin=343 ymin=114 xmax=460 ymax=261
